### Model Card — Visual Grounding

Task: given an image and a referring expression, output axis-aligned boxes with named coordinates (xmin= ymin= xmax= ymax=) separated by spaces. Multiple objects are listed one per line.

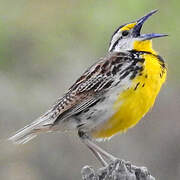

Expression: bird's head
xmin=109 ymin=10 xmax=167 ymax=54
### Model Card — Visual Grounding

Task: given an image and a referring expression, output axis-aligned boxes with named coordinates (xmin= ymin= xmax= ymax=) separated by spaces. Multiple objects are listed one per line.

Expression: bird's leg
xmin=78 ymin=130 xmax=116 ymax=166
xmin=85 ymin=142 xmax=108 ymax=166
xmin=78 ymin=130 xmax=107 ymax=166
xmin=84 ymin=138 xmax=117 ymax=162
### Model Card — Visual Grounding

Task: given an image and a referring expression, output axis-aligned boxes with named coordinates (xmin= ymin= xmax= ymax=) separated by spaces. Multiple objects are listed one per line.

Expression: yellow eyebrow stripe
xmin=121 ymin=23 xmax=136 ymax=31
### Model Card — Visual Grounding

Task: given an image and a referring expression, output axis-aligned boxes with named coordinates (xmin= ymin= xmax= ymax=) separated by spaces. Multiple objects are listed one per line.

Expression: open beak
xmin=132 ymin=10 xmax=168 ymax=40
xmin=139 ymin=33 xmax=168 ymax=40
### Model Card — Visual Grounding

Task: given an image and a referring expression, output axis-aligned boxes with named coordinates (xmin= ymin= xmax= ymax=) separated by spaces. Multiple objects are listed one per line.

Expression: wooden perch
xmin=81 ymin=159 xmax=155 ymax=180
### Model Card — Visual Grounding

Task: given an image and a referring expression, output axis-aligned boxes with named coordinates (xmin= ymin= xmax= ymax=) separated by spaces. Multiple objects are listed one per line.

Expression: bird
xmin=9 ymin=10 xmax=167 ymax=166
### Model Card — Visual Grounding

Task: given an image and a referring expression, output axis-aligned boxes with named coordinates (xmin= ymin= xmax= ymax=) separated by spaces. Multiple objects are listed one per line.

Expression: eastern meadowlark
xmin=9 ymin=10 xmax=167 ymax=166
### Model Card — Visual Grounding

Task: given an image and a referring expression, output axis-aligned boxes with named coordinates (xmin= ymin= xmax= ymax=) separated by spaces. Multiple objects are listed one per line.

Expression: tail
xmin=8 ymin=114 xmax=54 ymax=144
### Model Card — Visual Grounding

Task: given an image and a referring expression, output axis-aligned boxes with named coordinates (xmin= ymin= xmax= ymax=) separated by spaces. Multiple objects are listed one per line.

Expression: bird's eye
xmin=122 ymin=30 xmax=129 ymax=36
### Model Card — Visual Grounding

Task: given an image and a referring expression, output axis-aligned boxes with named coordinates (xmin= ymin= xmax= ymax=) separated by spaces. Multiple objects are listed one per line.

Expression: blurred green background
xmin=0 ymin=0 xmax=179 ymax=179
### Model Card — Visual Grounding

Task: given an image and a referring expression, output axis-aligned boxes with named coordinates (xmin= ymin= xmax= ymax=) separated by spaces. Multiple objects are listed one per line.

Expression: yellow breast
xmin=92 ymin=53 xmax=167 ymax=139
